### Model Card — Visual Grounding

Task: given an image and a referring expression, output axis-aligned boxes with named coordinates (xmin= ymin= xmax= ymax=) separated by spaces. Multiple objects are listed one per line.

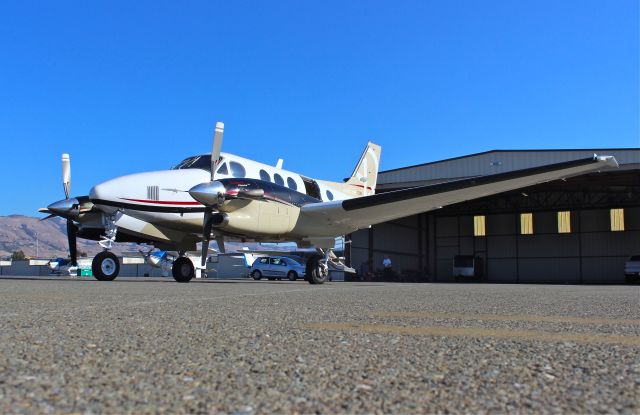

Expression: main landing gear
xmin=306 ymin=249 xmax=330 ymax=285
xmin=172 ymin=255 xmax=195 ymax=283
xmin=92 ymin=213 xmax=121 ymax=281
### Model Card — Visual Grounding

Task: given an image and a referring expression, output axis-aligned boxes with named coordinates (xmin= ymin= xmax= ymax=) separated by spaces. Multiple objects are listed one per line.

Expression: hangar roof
xmin=377 ymin=148 xmax=640 ymax=190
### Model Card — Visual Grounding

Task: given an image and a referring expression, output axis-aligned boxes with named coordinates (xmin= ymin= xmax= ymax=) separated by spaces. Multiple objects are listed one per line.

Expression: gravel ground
xmin=0 ymin=277 xmax=638 ymax=414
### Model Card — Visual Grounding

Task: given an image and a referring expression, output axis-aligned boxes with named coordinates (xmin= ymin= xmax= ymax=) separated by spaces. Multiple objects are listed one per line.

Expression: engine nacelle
xmin=212 ymin=200 xmax=300 ymax=236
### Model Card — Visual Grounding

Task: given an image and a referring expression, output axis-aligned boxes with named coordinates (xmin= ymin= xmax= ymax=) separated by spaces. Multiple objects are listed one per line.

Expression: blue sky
xmin=1 ymin=0 xmax=638 ymax=216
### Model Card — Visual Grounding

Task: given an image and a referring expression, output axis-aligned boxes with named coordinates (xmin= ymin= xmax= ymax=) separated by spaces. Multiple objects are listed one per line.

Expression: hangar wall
xmin=351 ymin=207 xmax=640 ymax=283
xmin=349 ymin=148 xmax=639 ymax=284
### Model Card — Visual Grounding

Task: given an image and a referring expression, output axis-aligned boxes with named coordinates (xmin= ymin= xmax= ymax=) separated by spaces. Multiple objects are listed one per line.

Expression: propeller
xmin=199 ymin=122 xmax=225 ymax=268
xmin=62 ymin=153 xmax=71 ymax=199
xmin=62 ymin=154 xmax=78 ymax=266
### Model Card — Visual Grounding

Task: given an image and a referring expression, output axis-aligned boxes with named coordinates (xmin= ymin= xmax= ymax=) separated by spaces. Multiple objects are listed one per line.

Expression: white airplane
xmin=41 ymin=122 xmax=619 ymax=283
xmin=47 ymin=257 xmax=78 ymax=276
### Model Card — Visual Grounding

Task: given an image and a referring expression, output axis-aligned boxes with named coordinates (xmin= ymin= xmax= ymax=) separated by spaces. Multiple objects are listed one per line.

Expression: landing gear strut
xmin=172 ymin=256 xmax=195 ymax=283
xmin=306 ymin=249 xmax=330 ymax=285
xmin=92 ymin=213 xmax=121 ymax=281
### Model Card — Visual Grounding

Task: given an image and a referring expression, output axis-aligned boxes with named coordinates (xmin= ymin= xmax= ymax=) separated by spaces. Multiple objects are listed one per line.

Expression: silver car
xmin=251 ymin=256 xmax=306 ymax=281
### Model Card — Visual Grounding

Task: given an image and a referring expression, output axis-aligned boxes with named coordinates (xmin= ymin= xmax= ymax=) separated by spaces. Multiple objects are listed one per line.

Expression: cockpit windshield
xmin=172 ymin=155 xmax=214 ymax=172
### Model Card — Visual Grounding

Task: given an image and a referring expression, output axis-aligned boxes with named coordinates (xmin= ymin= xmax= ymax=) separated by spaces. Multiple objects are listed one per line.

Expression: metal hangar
xmin=348 ymin=149 xmax=640 ymax=283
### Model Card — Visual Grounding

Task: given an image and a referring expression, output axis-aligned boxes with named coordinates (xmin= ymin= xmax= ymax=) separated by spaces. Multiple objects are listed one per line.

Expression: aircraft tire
xmin=252 ymin=270 xmax=262 ymax=280
xmin=306 ymin=256 xmax=327 ymax=285
xmin=287 ymin=271 xmax=297 ymax=281
xmin=172 ymin=257 xmax=194 ymax=283
xmin=92 ymin=251 xmax=120 ymax=281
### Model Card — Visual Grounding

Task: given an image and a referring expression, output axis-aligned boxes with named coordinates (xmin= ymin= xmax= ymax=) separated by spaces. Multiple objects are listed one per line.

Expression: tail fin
xmin=346 ymin=141 xmax=382 ymax=196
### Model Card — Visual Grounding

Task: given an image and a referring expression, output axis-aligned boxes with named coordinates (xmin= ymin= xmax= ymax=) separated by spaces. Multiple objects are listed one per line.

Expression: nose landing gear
xmin=92 ymin=251 xmax=120 ymax=281
xmin=92 ymin=212 xmax=121 ymax=281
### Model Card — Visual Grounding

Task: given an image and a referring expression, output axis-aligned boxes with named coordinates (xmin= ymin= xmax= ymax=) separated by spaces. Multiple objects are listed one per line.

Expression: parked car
xmin=624 ymin=255 xmax=640 ymax=284
xmin=251 ymin=256 xmax=306 ymax=281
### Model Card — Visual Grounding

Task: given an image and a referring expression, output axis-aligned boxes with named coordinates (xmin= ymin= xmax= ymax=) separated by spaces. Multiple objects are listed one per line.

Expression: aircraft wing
xmin=301 ymin=156 xmax=619 ymax=230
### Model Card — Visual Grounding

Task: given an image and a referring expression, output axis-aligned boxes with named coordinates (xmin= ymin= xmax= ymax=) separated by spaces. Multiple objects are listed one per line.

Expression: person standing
xmin=383 ymin=256 xmax=392 ymax=279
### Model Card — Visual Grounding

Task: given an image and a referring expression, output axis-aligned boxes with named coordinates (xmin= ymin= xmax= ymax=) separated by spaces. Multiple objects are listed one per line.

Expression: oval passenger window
xmin=274 ymin=174 xmax=284 ymax=186
xmin=326 ymin=190 xmax=334 ymax=201
xmin=259 ymin=169 xmax=271 ymax=182
xmin=286 ymin=177 xmax=297 ymax=190
xmin=230 ymin=162 xmax=246 ymax=178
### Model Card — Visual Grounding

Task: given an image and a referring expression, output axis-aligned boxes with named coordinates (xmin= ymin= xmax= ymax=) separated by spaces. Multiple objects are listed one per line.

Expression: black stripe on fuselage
xmin=91 ymin=199 xmax=209 ymax=213
xmin=342 ymin=156 xmax=603 ymax=211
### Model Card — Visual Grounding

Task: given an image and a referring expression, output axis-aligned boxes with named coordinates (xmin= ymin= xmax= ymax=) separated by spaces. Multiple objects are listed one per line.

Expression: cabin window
xmin=558 ymin=211 xmax=571 ymax=233
xmin=216 ymin=162 xmax=228 ymax=175
xmin=287 ymin=177 xmax=298 ymax=190
xmin=610 ymin=208 xmax=625 ymax=231
xmin=259 ymin=169 xmax=271 ymax=182
xmin=229 ymin=162 xmax=246 ymax=178
xmin=473 ymin=215 xmax=486 ymax=236
xmin=520 ymin=213 xmax=533 ymax=235
xmin=274 ymin=173 xmax=284 ymax=186
xmin=326 ymin=190 xmax=334 ymax=201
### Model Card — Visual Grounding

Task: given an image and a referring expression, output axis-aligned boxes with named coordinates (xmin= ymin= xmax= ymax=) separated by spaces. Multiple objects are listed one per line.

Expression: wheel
xmin=287 ymin=271 xmax=297 ymax=281
xmin=306 ymin=255 xmax=328 ymax=285
xmin=252 ymin=270 xmax=262 ymax=280
xmin=172 ymin=257 xmax=194 ymax=283
xmin=92 ymin=251 xmax=120 ymax=281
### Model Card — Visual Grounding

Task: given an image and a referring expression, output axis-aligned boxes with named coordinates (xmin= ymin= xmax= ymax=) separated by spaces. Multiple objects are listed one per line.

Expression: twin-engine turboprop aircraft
xmin=41 ymin=121 xmax=619 ymax=283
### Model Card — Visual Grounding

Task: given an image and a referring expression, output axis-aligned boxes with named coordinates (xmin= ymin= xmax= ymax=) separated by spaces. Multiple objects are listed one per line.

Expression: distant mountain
xmin=0 ymin=215 xmax=127 ymax=259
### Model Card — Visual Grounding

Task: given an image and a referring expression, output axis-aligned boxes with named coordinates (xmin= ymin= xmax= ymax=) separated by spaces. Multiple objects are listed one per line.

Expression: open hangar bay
xmin=348 ymin=149 xmax=640 ymax=284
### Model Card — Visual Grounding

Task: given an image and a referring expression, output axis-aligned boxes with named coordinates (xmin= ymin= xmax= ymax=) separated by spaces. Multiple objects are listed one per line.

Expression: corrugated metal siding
xmin=378 ymin=149 xmax=640 ymax=185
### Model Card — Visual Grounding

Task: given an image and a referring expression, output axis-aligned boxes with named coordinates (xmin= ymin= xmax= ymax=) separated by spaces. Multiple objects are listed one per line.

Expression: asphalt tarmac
xmin=0 ymin=277 xmax=638 ymax=414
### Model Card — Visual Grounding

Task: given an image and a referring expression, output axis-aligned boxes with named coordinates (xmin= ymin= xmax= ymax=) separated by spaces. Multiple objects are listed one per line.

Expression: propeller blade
xmin=201 ymin=208 xmax=214 ymax=267
xmin=40 ymin=214 xmax=56 ymax=221
xmin=216 ymin=234 xmax=225 ymax=254
xmin=62 ymin=153 xmax=71 ymax=199
xmin=66 ymin=219 xmax=78 ymax=266
xmin=211 ymin=122 xmax=224 ymax=181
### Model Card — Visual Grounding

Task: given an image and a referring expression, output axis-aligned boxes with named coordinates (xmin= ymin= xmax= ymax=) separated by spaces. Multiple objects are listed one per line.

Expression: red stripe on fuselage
xmin=120 ymin=198 xmax=202 ymax=206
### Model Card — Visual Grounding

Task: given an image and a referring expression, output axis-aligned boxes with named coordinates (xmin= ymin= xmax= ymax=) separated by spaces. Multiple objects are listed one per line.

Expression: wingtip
xmin=594 ymin=155 xmax=619 ymax=169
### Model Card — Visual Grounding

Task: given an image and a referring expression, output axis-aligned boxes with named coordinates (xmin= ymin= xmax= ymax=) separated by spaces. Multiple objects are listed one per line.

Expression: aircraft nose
xmin=48 ymin=198 xmax=79 ymax=218
xmin=89 ymin=180 xmax=115 ymax=202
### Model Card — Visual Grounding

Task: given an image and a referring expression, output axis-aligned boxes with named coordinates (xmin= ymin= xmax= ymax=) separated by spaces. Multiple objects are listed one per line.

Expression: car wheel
xmin=252 ymin=270 xmax=262 ymax=280
xmin=287 ymin=271 xmax=297 ymax=281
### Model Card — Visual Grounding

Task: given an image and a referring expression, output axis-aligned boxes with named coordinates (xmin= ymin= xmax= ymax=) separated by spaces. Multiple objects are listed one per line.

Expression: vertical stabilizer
xmin=346 ymin=141 xmax=382 ymax=196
